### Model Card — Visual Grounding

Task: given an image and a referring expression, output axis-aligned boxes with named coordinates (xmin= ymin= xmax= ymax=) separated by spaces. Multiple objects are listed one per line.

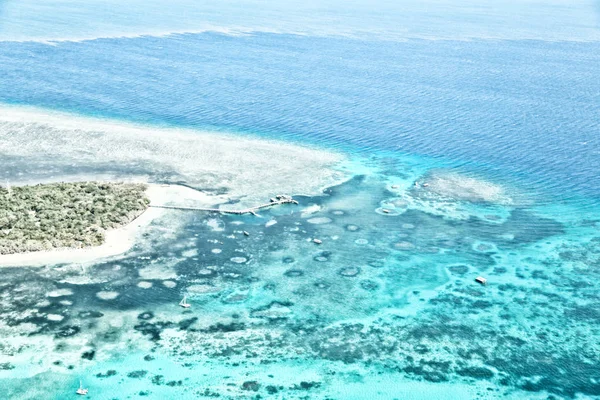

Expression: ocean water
xmin=1 ymin=1 xmax=600 ymax=399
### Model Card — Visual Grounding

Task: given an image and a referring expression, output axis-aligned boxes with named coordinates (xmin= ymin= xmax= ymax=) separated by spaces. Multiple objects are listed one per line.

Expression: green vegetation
xmin=0 ymin=182 xmax=149 ymax=255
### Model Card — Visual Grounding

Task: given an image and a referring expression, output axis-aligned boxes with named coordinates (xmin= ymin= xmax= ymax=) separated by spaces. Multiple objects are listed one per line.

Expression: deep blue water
xmin=1 ymin=2 xmax=600 ymax=400
xmin=1 ymin=33 xmax=599 ymax=200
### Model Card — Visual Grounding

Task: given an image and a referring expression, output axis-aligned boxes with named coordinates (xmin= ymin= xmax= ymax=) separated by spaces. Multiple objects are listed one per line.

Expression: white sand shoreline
xmin=0 ymin=183 xmax=228 ymax=268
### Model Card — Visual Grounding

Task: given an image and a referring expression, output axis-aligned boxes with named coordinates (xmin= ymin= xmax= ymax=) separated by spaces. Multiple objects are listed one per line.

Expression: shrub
xmin=0 ymin=182 xmax=149 ymax=254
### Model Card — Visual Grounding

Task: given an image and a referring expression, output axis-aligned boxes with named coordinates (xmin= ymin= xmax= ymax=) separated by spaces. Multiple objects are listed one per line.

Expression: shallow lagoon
xmin=1 ymin=153 xmax=599 ymax=399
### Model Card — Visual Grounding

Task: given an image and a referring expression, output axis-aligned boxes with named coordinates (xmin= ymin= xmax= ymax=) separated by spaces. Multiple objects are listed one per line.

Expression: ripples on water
xmin=1 ymin=33 xmax=599 ymax=205
xmin=1 ymin=6 xmax=600 ymax=399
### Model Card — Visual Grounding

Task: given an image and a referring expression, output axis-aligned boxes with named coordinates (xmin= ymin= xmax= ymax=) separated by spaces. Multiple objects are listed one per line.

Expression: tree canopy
xmin=0 ymin=182 xmax=149 ymax=254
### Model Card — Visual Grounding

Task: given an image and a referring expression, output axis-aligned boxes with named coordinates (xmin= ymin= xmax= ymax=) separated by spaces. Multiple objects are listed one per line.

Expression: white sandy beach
xmin=0 ymin=183 xmax=228 ymax=268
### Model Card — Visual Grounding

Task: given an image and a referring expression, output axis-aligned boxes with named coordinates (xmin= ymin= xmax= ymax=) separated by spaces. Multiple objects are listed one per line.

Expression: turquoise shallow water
xmin=1 ymin=1 xmax=600 ymax=399
xmin=0 ymin=154 xmax=599 ymax=399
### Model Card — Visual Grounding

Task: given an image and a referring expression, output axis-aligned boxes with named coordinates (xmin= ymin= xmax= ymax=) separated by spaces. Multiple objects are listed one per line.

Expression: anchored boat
xmin=179 ymin=295 xmax=191 ymax=308
xmin=76 ymin=380 xmax=88 ymax=395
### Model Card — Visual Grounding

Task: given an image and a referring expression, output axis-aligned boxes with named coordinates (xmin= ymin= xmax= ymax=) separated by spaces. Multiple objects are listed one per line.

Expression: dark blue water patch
xmin=78 ymin=310 xmax=104 ymax=319
xmin=488 ymin=354 xmax=600 ymax=398
xmin=81 ymin=349 xmax=96 ymax=360
xmin=397 ymin=207 xmax=564 ymax=253
xmin=564 ymin=304 xmax=600 ymax=323
xmin=134 ymin=320 xmax=174 ymax=341
xmin=492 ymin=209 xmax=565 ymax=247
xmin=448 ymin=264 xmax=470 ymax=276
xmin=95 ymin=369 xmax=118 ymax=378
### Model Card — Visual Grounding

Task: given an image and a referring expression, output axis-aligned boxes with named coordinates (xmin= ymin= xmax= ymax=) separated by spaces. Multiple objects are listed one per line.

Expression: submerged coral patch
xmin=416 ymin=171 xmax=511 ymax=204
xmin=314 ymin=281 xmax=330 ymax=289
xmin=284 ymin=269 xmax=304 ymax=277
xmin=307 ymin=217 xmax=332 ymax=225
xmin=78 ymin=310 xmax=103 ymax=319
xmin=359 ymin=280 xmax=380 ymax=291
xmin=251 ymin=302 xmax=293 ymax=320
xmin=339 ymin=267 xmax=361 ymax=277
xmin=221 ymin=287 xmax=251 ymax=304
xmin=55 ymin=325 xmax=81 ymax=338
xmin=187 ymin=284 xmax=221 ymax=294
xmin=395 ymin=241 xmax=415 ymax=250
xmin=137 ymin=311 xmax=154 ymax=320
xmin=96 ymin=291 xmax=119 ymax=300
xmin=127 ymin=370 xmax=148 ymax=379
xmin=313 ymin=251 xmax=331 ymax=262
xmin=367 ymin=260 xmax=385 ymax=268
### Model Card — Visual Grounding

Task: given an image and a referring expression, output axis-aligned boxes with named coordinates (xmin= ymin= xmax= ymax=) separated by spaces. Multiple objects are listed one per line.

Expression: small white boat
xmin=179 ymin=295 xmax=191 ymax=308
xmin=76 ymin=380 xmax=88 ymax=395
xmin=475 ymin=276 xmax=487 ymax=285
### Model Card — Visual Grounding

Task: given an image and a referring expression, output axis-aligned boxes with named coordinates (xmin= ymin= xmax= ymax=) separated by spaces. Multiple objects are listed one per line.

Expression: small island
xmin=0 ymin=182 xmax=149 ymax=255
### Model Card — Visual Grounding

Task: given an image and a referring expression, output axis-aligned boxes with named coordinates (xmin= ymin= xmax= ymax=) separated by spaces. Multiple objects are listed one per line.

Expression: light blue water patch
xmin=0 ymin=0 xmax=599 ymax=42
